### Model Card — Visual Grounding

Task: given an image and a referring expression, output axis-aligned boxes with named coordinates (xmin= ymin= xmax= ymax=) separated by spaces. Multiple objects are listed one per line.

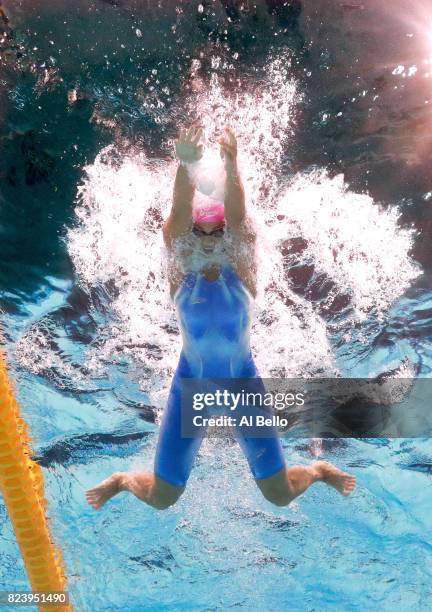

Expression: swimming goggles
xmin=192 ymin=226 xmax=225 ymax=237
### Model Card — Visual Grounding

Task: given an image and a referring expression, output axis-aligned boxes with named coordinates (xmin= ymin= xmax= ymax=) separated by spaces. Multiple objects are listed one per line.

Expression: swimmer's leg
xmin=235 ymin=424 xmax=356 ymax=505
xmin=255 ymin=461 xmax=356 ymax=506
xmin=232 ymin=369 xmax=356 ymax=504
xmin=86 ymin=371 xmax=205 ymax=511
xmin=86 ymin=472 xmax=184 ymax=511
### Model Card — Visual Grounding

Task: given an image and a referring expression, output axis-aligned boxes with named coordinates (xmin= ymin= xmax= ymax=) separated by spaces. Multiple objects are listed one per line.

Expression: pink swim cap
xmin=192 ymin=200 xmax=225 ymax=224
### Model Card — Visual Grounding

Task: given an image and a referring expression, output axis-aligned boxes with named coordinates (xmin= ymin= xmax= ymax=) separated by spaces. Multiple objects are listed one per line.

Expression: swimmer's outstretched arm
xmin=219 ymin=127 xmax=246 ymax=229
xmin=163 ymin=127 xmax=203 ymax=244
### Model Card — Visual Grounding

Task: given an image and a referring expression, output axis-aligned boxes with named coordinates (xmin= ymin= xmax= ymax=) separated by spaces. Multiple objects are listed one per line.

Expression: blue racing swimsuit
xmin=154 ymin=263 xmax=285 ymax=487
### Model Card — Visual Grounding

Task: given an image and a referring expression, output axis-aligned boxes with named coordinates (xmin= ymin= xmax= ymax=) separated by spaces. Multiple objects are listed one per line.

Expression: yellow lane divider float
xmin=0 ymin=352 xmax=72 ymax=611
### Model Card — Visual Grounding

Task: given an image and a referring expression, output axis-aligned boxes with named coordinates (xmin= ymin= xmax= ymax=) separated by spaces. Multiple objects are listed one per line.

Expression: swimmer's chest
xmin=175 ymin=269 xmax=251 ymax=339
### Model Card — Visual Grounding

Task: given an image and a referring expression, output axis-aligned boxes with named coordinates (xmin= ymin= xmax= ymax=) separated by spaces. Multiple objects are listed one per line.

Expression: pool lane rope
xmin=0 ymin=353 xmax=72 ymax=611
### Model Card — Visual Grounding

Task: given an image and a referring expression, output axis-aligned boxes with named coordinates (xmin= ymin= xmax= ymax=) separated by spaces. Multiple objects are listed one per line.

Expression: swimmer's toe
xmin=85 ymin=473 xmax=123 ymax=510
xmin=316 ymin=460 xmax=357 ymax=496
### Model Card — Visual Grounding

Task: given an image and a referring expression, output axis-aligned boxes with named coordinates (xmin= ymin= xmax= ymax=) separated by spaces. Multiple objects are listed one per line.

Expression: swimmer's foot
xmin=314 ymin=460 xmax=356 ymax=496
xmin=85 ymin=472 xmax=125 ymax=510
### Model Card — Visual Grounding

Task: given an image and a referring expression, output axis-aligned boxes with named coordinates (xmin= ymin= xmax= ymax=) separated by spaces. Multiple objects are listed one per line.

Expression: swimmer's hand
xmin=218 ymin=127 xmax=238 ymax=171
xmin=175 ymin=127 xmax=204 ymax=164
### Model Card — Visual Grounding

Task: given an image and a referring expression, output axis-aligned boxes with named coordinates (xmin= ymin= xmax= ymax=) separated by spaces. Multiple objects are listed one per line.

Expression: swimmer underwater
xmin=86 ymin=126 xmax=356 ymax=510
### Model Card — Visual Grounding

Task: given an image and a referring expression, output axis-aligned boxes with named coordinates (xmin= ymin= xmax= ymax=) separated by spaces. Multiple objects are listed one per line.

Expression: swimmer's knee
xmin=151 ymin=491 xmax=182 ymax=510
xmin=260 ymin=487 xmax=292 ymax=507
xmin=152 ymin=498 xmax=178 ymax=510
xmin=255 ymin=468 xmax=292 ymax=506
xmin=151 ymin=477 xmax=185 ymax=510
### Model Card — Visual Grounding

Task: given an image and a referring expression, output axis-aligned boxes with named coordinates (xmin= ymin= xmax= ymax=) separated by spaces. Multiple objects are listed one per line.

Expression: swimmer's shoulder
xmin=226 ymin=215 xmax=257 ymax=243
xmin=162 ymin=222 xmax=193 ymax=250
xmin=162 ymin=228 xmax=195 ymax=299
xmin=226 ymin=217 xmax=257 ymax=298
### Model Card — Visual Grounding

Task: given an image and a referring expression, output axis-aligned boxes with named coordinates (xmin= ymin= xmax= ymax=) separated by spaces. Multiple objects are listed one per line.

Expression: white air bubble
xmin=17 ymin=54 xmax=420 ymax=396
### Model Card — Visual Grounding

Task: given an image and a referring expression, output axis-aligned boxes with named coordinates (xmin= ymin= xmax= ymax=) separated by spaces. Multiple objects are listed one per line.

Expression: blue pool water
xmin=1 ymin=1 xmax=432 ymax=610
